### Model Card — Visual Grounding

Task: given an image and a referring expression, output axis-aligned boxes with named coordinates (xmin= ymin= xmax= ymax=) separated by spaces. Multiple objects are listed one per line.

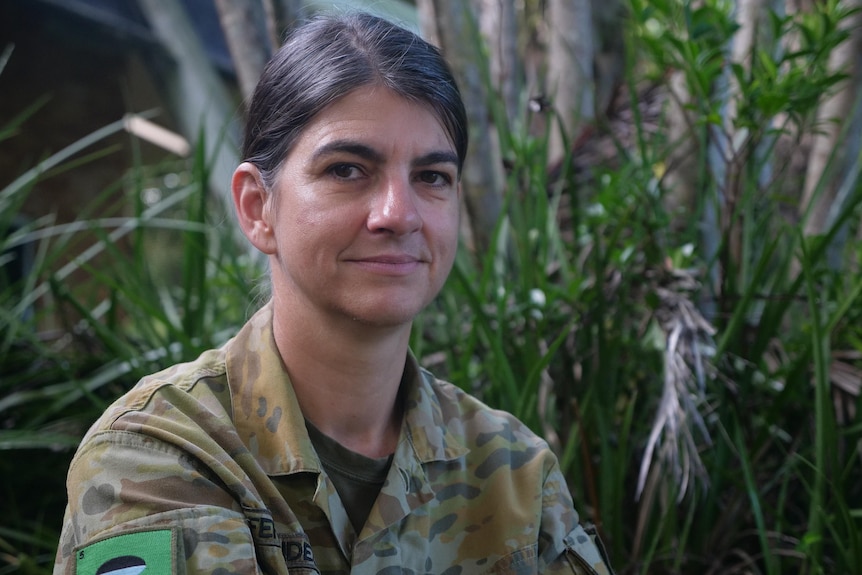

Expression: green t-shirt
xmin=305 ymin=420 xmax=393 ymax=534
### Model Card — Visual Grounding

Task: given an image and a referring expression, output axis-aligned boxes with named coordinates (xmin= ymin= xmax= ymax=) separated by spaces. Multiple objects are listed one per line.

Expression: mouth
xmin=348 ymin=254 xmax=426 ymax=276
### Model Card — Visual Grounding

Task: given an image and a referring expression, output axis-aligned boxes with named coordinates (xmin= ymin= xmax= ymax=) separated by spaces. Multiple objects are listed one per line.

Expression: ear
xmin=232 ymin=162 xmax=277 ymax=255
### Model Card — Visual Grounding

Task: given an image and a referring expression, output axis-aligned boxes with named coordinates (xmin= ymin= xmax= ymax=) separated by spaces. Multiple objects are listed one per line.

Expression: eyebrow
xmin=413 ymin=150 xmax=459 ymax=170
xmin=311 ymin=140 xmax=384 ymax=165
xmin=310 ymin=139 xmax=458 ymax=170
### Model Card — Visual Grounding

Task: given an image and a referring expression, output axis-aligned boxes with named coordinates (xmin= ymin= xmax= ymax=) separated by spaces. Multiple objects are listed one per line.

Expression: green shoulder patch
xmin=76 ymin=529 xmax=176 ymax=575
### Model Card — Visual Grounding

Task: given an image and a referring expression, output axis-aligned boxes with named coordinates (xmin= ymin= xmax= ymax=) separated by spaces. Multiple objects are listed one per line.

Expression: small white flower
xmin=529 ymin=288 xmax=546 ymax=308
xmin=645 ymin=18 xmax=663 ymax=39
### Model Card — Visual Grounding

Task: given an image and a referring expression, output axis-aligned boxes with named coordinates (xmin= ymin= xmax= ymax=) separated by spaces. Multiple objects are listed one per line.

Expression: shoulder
xmin=82 ymin=346 xmax=232 ymax=442
xmin=422 ymin=368 xmax=542 ymax=439
xmin=417 ymin=367 xmax=557 ymax=474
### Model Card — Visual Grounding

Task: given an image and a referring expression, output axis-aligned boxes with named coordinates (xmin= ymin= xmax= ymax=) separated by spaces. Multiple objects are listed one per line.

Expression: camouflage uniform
xmin=54 ymin=303 xmax=613 ymax=575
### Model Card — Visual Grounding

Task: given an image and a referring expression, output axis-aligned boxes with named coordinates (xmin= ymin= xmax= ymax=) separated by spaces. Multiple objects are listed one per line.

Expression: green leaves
xmin=0 ymin=112 xmax=260 ymax=574
xmin=415 ymin=0 xmax=862 ymax=572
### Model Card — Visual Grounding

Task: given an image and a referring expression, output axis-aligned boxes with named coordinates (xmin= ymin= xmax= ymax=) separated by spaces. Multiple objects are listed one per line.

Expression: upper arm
xmin=54 ymin=431 xmax=262 ymax=575
xmin=537 ymin=463 xmax=614 ymax=575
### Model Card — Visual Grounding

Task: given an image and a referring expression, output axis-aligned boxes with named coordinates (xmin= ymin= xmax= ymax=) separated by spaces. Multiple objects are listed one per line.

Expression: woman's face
xmin=263 ymin=85 xmax=461 ymax=329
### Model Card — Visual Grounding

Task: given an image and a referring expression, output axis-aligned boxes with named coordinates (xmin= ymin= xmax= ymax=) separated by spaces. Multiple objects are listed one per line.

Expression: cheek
xmin=274 ymin=187 xmax=333 ymax=233
xmin=278 ymin=202 xmax=363 ymax=261
xmin=435 ymin=206 xmax=461 ymax=262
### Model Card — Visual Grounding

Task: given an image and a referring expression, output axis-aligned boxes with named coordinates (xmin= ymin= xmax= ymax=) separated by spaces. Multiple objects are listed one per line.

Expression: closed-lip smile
xmin=360 ymin=254 xmax=420 ymax=264
xmin=348 ymin=254 xmax=425 ymax=275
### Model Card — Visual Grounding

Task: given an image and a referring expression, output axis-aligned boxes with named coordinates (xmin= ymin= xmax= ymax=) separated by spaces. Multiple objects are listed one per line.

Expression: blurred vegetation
xmin=2 ymin=0 xmax=862 ymax=574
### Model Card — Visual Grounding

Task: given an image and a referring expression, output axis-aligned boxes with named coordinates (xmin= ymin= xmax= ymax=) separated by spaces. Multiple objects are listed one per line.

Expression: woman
xmin=54 ymin=12 xmax=612 ymax=575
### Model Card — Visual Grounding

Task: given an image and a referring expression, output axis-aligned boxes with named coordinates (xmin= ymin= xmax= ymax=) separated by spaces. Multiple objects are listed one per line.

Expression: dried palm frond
xmin=636 ymin=268 xmax=717 ymax=501
xmin=830 ymin=350 xmax=861 ymax=425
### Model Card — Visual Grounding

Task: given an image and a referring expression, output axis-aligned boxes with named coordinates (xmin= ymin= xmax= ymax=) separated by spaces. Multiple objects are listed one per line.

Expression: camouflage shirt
xmin=54 ymin=303 xmax=613 ymax=575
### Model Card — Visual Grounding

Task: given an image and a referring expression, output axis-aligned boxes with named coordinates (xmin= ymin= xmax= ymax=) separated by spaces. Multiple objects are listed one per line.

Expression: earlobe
xmin=232 ymin=162 xmax=277 ymax=255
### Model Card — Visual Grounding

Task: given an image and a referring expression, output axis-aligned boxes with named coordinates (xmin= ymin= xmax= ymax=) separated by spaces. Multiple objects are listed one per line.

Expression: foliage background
xmin=2 ymin=1 xmax=862 ymax=574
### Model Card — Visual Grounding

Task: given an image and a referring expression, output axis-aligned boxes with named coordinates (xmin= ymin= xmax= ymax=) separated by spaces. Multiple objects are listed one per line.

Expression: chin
xmin=349 ymin=309 xmax=421 ymax=329
xmin=342 ymin=299 xmax=429 ymax=329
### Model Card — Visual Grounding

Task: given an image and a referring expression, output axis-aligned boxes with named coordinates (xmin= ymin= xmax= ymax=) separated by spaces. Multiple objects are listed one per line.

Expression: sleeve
xmin=52 ymin=430 xmax=263 ymax=575
xmin=537 ymin=462 xmax=615 ymax=575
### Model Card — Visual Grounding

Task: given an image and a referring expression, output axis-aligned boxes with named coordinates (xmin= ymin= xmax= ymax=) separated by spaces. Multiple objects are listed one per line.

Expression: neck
xmin=270 ymin=292 xmax=411 ymax=458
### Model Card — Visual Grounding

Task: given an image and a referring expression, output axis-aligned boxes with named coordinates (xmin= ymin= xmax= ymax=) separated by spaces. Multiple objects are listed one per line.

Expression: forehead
xmin=293 ymin=86 xmax=455 ymax=154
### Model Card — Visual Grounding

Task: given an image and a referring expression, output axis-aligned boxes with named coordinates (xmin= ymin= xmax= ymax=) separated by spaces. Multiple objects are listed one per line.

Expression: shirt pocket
xmin=483 ymin=544 xmax=538 ymax=575
xmin=562 ymin=523 xmax=614 ymax=575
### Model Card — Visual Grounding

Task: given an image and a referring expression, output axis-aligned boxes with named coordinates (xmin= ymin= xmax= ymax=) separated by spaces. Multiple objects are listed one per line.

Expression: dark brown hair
xmin=242 ymin=12 xmax=468 ymax=189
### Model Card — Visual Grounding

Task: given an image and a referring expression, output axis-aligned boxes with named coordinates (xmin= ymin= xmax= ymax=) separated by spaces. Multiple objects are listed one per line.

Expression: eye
xmin=417 ymin=170 xmax=453 ymax=187
xmin=328 ymin=163 xmax=363 ymax=180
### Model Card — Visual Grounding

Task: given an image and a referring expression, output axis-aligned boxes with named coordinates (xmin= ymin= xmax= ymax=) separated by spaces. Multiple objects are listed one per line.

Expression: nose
xmin=366 ymin=174 xmax=422 ymax=235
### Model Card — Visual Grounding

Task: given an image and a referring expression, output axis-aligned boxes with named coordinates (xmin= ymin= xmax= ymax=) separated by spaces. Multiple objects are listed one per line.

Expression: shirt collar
xmin=400 ymin=352 xmax=470 ymax=463
xmin=224 ymin=301 xmax=467 ymax=476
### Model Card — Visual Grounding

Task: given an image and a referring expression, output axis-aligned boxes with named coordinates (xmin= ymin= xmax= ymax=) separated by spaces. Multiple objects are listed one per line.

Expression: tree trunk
xmin=800 ymin=0 xmax=862 ymax=239
xmin=213 ymin=0 xmax=273 ymax=104
xmin=546 ymin=0 xmax=595 ymax=165
xmin=591 ymin=0 xmax=625 ymax=117
xmin=416 ymin=0 xmax=439 ymax=46
xmin=137 ymin=0 xmax=240 ymax=210
xmin=721 ymin=0 xmax=768 ymax=271
xmin=477 ymin=0 xmax=520 ymax=126
xmin=698 ymin=0 xmax=773 ymax=298
xmin=662 ymin=71 xmax=700 ymax=234
xmin=419 ymin=0 xmax=504 ymax=254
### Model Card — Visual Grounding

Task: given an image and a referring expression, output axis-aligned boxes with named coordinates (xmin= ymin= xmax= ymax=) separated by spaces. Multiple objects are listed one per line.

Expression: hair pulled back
xmin=242 ymin=12 xmax=468 ymax=189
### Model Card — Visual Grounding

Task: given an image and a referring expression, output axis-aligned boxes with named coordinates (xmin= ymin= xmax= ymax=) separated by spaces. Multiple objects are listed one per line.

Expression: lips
xmin=348 ymin=253 xmax=425 ymax=276
xmin=360 ymin=254 xmax=421 ymax=264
